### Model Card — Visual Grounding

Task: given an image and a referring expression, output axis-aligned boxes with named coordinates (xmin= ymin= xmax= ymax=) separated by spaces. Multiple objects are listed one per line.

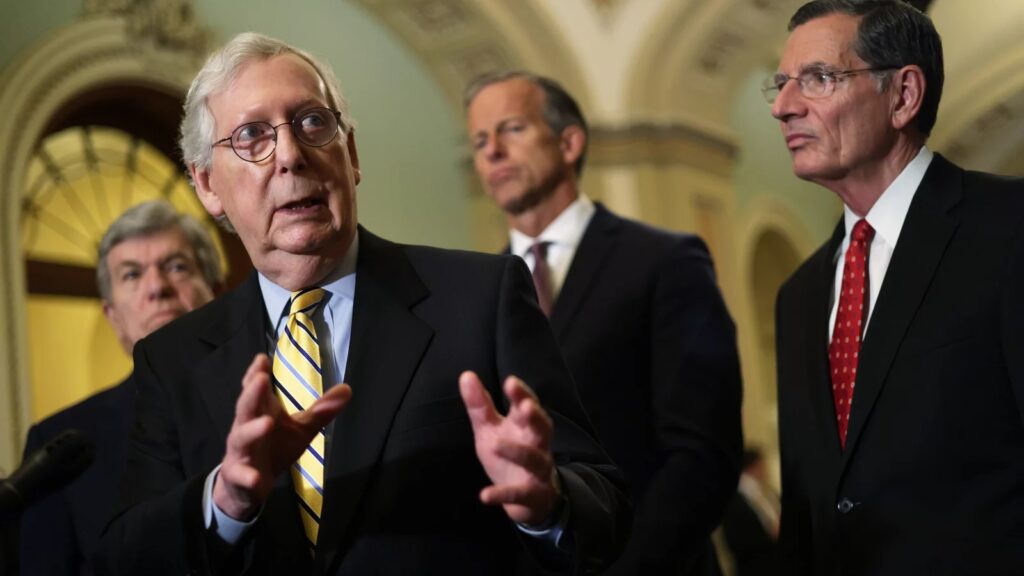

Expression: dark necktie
xmin=829 ymin=219 xmax=874 ymax=449
xmin=528 ymin=242 xmax=554 ymax=317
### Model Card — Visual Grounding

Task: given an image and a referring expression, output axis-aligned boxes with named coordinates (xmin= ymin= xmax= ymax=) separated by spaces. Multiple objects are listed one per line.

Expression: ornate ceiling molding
xmin=350 ymin=0 xmax=589 ymax=120
xmin=84 ymin=0 xmax=212 ymax=62
xmin=629 ymin=0 xmax=803 ymax=131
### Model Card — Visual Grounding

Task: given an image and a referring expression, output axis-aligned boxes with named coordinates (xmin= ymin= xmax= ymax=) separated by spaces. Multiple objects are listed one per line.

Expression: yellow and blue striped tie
xmin=272 ymin=288 xmax=328 ymax=547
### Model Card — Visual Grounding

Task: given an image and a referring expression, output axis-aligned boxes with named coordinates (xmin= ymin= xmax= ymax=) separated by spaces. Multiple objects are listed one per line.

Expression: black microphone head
xmin=6 ymin=429 xmax=95 ymax=508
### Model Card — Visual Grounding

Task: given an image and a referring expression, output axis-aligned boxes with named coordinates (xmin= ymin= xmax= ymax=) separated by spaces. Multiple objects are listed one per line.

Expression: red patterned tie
xmin=528 ymin=242 xmax=554 ymax=317
xmin=829 ymin=219 xmax=874 ymax=449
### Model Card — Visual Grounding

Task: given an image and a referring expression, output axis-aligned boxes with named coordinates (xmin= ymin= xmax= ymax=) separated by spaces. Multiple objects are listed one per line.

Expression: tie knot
xmin=851 ymin=219 xmax=875 ymax=244
xmin=288 ymin=288 xmax=326 ymax=317
xmin=528 ymin=241 xmax=549 ymax=260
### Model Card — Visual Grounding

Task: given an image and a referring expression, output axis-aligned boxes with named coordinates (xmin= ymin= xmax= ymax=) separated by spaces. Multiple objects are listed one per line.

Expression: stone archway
xmin=0 ymin=13 xmax=204 ymax=469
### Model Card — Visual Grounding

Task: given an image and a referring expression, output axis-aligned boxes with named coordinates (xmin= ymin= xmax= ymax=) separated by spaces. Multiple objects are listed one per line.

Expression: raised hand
xmin=213 ymin=353 xmax=351 ymax=520
xmin=459 ymin=371 xmax=562 ymax=526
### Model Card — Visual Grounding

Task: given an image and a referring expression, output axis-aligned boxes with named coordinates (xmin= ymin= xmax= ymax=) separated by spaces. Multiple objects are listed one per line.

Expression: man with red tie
xmin=769 ymin=2 xmax=1024 ymax=574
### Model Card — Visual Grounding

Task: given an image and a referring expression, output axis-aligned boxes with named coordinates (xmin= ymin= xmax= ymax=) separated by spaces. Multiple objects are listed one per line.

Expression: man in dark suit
xmin=768 ymin=2 xmax=1024 ymax=574
xmin=20 ymin=200 xmax=222 ymax=575
xmin=720 ymin=449 xmax=780 ymax=576
xmin=464 ymin=71 xmax=742 ymax=575
xmin=95 ymin=33 xmax=629 ymax=576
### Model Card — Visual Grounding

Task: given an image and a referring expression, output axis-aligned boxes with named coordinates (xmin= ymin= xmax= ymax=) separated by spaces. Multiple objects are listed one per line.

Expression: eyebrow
xmin=114 ymin=251 xmax=194 ymax=270
xmin=472 ymin=116 xmax=526 ymax=139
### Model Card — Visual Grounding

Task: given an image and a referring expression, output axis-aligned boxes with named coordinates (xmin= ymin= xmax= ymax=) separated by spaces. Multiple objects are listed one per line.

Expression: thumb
xmin=294 ymin=383 xmax=351 ymax=431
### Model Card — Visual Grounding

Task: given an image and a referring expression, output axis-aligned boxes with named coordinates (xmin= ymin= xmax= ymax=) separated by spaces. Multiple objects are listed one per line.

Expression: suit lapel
xmin=194 ymin=275 xmax=312 ymax=558
xmin=808 ymin=222 xmax=848 ymax=467
xmin=842 ymin=155 xmax=962 ymax=469
xmin=196 ymin=273 xmax=268 ymax=443
xmin=549 ymin=203 xmax=618 ymax=337
xmin=316 ymin=228 xmax=433 ymax=573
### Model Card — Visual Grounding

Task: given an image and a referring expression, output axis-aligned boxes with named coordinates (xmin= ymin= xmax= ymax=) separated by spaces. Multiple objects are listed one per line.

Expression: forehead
xmin=780 ymin=13 xmax=864 ymax=71
xmin=107 ymin=227 xmax=194 ymax=265
xmin=208 ymin=53 xmax=329 ymax=127
xmin=468 ymin=78 xmax=545 ymax=125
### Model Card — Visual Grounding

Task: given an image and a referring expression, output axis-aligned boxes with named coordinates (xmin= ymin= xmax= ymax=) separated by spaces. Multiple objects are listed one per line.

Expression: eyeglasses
xmin=761 ymin=67 xmax=897 ymax=104
xmin=212 ymin=107 xmax=344 ymax=162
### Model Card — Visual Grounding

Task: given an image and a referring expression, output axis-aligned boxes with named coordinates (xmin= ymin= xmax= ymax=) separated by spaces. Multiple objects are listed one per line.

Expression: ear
xmin=101 ymin=300 xmax=114 ymax=324
xmin=101 ymin=300 xmax=125 ymax=340
xmin=559 ymin=125 xmax=586 ymax=169
xmin=346 ymin=131 xmax=361 ymax=185
xmin=891 ymin=65 xmax=926 ymax=132
xmin=190 ymin=164 xmax=224 ymax=219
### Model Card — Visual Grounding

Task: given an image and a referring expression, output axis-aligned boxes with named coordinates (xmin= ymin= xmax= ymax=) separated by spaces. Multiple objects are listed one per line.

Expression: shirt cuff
xmin=515 ymin=492 xmax=570 ymax=550
xmin=516 ymin=471 xmax=573 ymax=545
xmin=202 ymin=465 xmax=259 ymax=544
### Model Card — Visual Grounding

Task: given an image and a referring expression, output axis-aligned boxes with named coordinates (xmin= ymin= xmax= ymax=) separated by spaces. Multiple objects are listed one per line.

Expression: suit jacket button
xmin=837 ymin=498 xmax=855 ymax=514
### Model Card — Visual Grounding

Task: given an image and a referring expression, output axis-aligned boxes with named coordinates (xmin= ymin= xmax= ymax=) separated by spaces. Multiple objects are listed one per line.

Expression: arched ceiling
xmin=355 ymin=0 xmax=1024 ymax=173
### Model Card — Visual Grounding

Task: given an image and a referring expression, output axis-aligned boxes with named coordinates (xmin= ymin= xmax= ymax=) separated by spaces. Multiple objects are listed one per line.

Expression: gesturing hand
xmin=459 ymin=371 xmax=562 ymax=526
xmin=213 ymin=353 xmax=351 ymax=520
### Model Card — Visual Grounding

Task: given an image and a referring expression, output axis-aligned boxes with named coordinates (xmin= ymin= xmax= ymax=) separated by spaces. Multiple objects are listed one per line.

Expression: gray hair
xmin=463 ymin=70 xmax=589 ymax=177
xmin=179 ymin=32 xmax=356 ymax=173
xmin=96 ymin=200 xmax=223 ymax=302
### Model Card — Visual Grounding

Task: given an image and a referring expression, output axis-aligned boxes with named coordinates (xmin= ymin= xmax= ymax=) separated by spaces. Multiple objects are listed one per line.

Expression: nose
xmin=771 ymin=78 xmax=804 ymax=122
xmin=480 ymin=133 xmax=506 ymax=162
xmin=142 ymin=266 xmax=174 ymax=300
xmin=273 ymin=124 xmax=308 ymax=174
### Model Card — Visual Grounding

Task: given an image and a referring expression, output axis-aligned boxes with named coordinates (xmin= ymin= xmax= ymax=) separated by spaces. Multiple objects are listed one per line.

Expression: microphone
xmin=0 ymin=429 xmax=95 ymax=517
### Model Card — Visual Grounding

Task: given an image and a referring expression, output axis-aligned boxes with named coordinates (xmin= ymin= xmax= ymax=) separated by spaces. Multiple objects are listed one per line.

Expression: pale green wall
xmin=731 ymin=68 xmax=841 ymax=247
xmin=0 ymin=0 xmax=470 ymax=249
xmin=0 ymin=0 xmax=79 ymax=62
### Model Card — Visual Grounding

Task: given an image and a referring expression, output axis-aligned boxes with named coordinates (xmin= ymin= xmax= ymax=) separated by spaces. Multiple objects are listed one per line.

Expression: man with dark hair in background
xmin=20 ymin=200 xmax=222 ymax=575
xmin=769 ymin=1 xmax=1024 ymax=574
xmin=465 ymin=71 xmax=743 ymax=575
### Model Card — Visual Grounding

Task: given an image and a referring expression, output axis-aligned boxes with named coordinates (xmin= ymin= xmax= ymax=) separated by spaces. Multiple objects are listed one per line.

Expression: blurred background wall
xmin=1 ymin=0 xmax=1022 ymax=490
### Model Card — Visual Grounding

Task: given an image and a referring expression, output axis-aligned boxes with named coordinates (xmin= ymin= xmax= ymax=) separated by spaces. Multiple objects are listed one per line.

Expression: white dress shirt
xmin=829 ymin=146 xmax=934 ymax=339
xmin=510 ymin=194 xmax=596 ymax=300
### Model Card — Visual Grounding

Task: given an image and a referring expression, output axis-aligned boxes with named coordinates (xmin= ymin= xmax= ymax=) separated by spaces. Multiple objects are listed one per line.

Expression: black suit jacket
xmin=720 ymin=488 xmax=779 ymax=576
xmin=776 ymin=155 xmax=1024 ymax=575
xmin=95 ymin=228 xmax=629 ymax=576
xmin=20 ymin=378 xmax=135 ymax=576
xmin=536 ymin=204 xmax=742 ymax=575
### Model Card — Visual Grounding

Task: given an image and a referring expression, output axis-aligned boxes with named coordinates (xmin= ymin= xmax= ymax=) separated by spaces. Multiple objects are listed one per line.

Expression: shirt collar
xmin=509 ymin=194 xmax=596 ymax=257
xmin=258 ymin=232 xmax=359 ymax=326
xmin=843 ymin=146 xmax=934 ymax=247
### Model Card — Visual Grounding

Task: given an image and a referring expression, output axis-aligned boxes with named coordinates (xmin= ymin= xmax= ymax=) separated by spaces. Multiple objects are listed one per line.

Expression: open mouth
xmin=279 ymin=197 xmax=327 ymax=213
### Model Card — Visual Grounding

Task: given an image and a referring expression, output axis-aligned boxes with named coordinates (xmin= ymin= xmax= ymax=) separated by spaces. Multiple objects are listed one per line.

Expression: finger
xmin=293 ymin=383 xmax=352 ymax=431
xmin=492 ymin=440 xmax=553 ymax=476
xmin=236 ymin=356 xmax=273 ymax=422
xmin=504 ymin=379 xmax=552 ymax=448
xmin=507 ymin=395 xmax=553 ymax=438
xmin=503 ymin=375 xmax=540 ymax=406
xmin=459 ymin=371 xmax=501 ymax=429
xmin=480 ymin=483 xmax=545 ymax=507
xmin=226 ymin=414 xmax=275 ymax=456
xmin=219 ymin=460 xmax=264 ymax=493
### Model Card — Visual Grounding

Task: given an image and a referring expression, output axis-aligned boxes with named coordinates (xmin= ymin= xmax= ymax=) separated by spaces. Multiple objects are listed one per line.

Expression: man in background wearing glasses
xmin=96 ymin=33 xmax=629 ymax=575
xmin=768 ymin=1 xmax=1024 ymax=574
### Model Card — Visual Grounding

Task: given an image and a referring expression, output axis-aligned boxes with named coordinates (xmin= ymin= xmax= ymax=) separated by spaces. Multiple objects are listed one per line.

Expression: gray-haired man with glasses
xmin=769 ymin=2 xmax=1024 ymax=575
xmin=96 ymin=32 xmax=630 ymax=576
